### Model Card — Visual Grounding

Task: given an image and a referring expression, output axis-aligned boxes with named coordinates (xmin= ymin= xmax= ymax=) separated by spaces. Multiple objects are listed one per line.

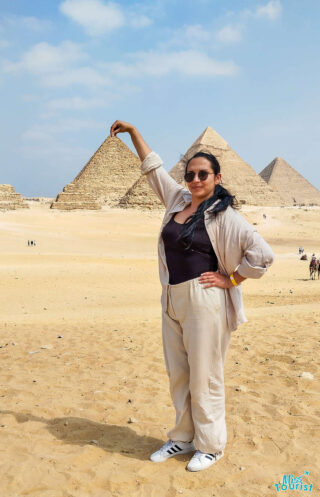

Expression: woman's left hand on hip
xmin=198 ymin=272 xmax=232 ymax=289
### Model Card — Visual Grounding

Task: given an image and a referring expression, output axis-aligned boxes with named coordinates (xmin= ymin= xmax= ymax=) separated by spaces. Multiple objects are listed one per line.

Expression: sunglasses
xmin=184 ymin=170 xmax=215 ymax=183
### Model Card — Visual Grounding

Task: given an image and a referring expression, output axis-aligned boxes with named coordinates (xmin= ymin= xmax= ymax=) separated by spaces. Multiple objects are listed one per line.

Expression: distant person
xmin=110 ymin=120 xmax=274 ymax=472
xmin=310 ymin=254 xmax=318 ymax=279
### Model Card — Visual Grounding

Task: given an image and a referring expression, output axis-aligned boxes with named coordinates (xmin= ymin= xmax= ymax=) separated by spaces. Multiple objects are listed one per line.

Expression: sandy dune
xmin=0 ymin=201 xmax=319 ymax=497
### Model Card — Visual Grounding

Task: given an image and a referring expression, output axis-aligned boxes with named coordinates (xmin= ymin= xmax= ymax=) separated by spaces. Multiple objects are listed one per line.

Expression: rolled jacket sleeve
xmin=140 ymin=151 xmax=163 ymax=175
xmin=237 ymin=229 xmax=275 ymax=279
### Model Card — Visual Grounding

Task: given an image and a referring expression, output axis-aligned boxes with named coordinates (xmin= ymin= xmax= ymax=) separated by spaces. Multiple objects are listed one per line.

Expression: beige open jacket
xmin=141 ymin=151 xmax=275 ymax=332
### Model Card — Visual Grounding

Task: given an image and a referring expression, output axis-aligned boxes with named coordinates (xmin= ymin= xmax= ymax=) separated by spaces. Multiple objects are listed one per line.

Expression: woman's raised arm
xmin=109 ymin=120 xmax=187 ymax=209
xmin=110 ymin=120 xmax=151 ymax=161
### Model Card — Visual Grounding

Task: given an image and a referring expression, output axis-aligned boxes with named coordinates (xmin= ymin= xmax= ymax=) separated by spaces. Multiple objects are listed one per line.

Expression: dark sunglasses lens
xmin=184 ymin=172 xmax=194 ymax=182
xmin=198 ymin=171 xmax=209 ymax=180
xmin=184 ymin=170 xmax=210 ymax=182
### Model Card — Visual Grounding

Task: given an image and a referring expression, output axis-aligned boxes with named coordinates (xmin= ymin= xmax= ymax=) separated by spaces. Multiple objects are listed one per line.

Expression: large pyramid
xmin=51 ymin=136 xmax=142 ymax=210
xmin=169 ymin=127 xmax=285 ymax=206
xmin=118 ymin=175 xmax=164 ymax=210
xmin=0 ymin=184 xmax=29 ymax=210
xmin=259 ymin=157 xmax=320 ymax=206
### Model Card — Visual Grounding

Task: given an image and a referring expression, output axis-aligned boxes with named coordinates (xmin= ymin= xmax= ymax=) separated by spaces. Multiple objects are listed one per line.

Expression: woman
xmin=110 ymin=120 xmax=274 ymax=472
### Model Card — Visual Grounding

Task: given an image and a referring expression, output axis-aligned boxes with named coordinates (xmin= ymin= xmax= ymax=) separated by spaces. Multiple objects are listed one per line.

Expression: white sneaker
xmin=150 ymin=439 xmax=195 ymax=462
xmin=186 ymin=450 xmax=224 ymax=472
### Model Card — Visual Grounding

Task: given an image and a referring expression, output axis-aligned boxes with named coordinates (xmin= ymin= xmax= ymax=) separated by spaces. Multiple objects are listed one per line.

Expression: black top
xmin=161 ymin=213 xmax=218 ymax=284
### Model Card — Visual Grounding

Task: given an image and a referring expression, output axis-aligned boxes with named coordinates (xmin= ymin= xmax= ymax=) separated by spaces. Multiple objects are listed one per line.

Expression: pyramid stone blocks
xmin=169 ymin=127 xmax=285 ymax=206
xmin=51 ymin=136 xmax=142 ymax=210
xmin=259 ymin=157 xmax=320 ymax=205
xmin=118 ymin=175 xmax=164 ymax=210
xmin=0 ymin=184 xmax=29 ymax=210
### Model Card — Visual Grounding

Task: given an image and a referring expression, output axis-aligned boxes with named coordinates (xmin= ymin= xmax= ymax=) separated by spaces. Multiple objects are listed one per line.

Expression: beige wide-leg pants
xmin=161 ymin=276 xmax=231 ymax=454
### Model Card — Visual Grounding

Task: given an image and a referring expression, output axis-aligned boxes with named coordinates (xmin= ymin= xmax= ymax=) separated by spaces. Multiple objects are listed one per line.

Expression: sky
xmin=0 ymin=0 xmax=319 ymax=197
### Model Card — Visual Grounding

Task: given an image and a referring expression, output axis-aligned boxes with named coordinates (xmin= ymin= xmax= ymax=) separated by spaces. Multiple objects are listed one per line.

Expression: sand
xmin=0 ymin=200 xmax=319 ymax=497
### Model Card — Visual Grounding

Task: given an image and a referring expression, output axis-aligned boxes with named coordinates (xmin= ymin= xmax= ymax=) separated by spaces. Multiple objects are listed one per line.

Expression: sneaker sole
xmin=150 ymin=446 xmax=195 ymax=462
xmin=186 ymin=452 xmax=224 ymax=471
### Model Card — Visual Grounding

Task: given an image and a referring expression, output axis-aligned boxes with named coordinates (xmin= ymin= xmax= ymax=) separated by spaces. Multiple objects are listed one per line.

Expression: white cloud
xmin=183 ymin=24 xmax=211 ymax=44
xmin=254 ymin=1 xmax=282 ymax=20
xmin=2 ymin=15 xmax=53 ymax=32
xmin=2 ymin=40 xmax=237 ymax=94
xmin=216 ymin=24 xmax=242 ymax=44
xmin=159 ymin=3 xmax=280 ymax=52
xmin=41 ymin=67 xmax=110 ymax=88
xmin=41 ymin=85 xmax=139 ymax=119
xmin=3 ymin=41 xmax=85 ymax=74
xmin=158 ymin=24 xmax=211 ymax=50
xmin=59 ymin=0 xmax=125 ymax=36
xmin=22 ymin=118 xmax=105 ymax=141
xmin=45 ymin=96 xmax=106 ymax=111
xmin=129 ymin=14 xmax=152 ymax=28
xmin=20 ymin=140 xmax=91 ymax=173
xmin=109 ymin=49 xmax=239 ymax=78
xmin=2 ymin=41 xmax=110 ymax=88
xmin=60 ymin=0 xmax=152 ymax=35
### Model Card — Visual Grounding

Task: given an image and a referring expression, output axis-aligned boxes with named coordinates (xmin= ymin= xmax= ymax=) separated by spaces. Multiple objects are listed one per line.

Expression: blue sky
xmin=0 ymin=0 xmax=319 ymax=196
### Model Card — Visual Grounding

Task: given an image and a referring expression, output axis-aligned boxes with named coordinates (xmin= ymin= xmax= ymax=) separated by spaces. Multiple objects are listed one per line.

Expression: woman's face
xmin=185 ymin=157 xmax=221 ymax=202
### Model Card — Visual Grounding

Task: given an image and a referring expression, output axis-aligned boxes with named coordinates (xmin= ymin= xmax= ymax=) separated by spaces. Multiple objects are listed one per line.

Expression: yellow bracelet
xmin=230 ymin=273 xmax=238 ymax=286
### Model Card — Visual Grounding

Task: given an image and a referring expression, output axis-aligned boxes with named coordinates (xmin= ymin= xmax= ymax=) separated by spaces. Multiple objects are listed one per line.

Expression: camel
xmin=309 ymin=258 xmax=318 ymax=280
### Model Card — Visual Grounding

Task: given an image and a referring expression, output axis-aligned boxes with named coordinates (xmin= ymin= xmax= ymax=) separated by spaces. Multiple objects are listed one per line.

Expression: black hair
xmin=177 ymin=151 xmax=238 ymax=250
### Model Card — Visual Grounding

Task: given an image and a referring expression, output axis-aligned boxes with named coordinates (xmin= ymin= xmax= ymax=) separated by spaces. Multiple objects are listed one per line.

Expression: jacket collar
xmin=182 ymin=191 xmax=192 ymax=202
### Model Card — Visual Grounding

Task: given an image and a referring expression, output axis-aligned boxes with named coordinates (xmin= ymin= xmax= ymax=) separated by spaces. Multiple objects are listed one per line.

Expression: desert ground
xmin=0 ymin=200 xmax=319 ymax=497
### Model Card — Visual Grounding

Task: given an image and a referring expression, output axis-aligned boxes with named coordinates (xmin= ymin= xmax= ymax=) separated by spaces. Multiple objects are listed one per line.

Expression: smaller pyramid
xmin=51 ymin=136 xmax=142 ymax=210
xmin=259 ymin=157 xmax=320 ymax=205
xmin=0 ymin=184 xmax=29 ymax=210
xmin=118 ymin=175 xmax=164 ymax=210
xmin=169 ymin=127 xmax=285 ymax=206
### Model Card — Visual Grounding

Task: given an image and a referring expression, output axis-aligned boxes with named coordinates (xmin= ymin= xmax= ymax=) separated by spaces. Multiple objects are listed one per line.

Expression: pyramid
xmin=51 ymin=136 xmax=142 ymax=210
xmin=0 ymin=184 xmax=29 ymax=210
xmin=169 ymin=127 xmax=285 ymax=206
xmin=118 ymin=175 xmax=164 ymax=210
xmin=259 ymin=157 xmax=320 ymax=206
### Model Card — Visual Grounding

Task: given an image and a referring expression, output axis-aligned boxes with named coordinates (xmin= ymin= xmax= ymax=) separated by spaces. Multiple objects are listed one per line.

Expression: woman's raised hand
xmin=110 ymin=120 xmax=134 ymax=137
xmin=109 ymin=120 xmax=151 ymax=161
